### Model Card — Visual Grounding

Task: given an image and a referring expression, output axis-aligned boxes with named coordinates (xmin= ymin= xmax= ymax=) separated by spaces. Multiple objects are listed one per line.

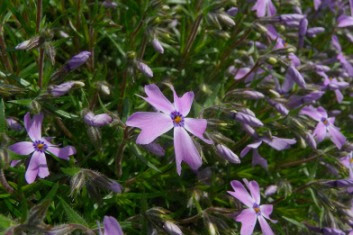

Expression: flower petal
xmin=235 ymin=208 xmax=257 ymax=235
xmin=25 ymin=151 xmax=48 ymax=184
xmin=334 ymin=90 xmax=343 ymax=103
xmin=313 ymin=122 xmax=327 ymax=143
xmin=337 ymin=15 xmax=353 ymax=28
xmin=258 ymin=215 xmax=275 ymax=235
xmin=37 ymin=153 xmax=49 ymax=179
xmin=84 ymin=112 xmax=113 ymax=127
xmin=166 ymin=84 xmax=195 ymax=116
xmin=300 ymin=105 xmax=326 ymax=121
xmin=263 ymin=137 xmax=296 ymax=151
xmin=240 ymin=140 xmax=263 ymax=157
xmin=47 ymin=146 xmax=76 ymax=160
xmin=26 ymin=112 xmax=43 ymax=141
xmin=246 ymin=180 xmax=261 ymax=205
xmin=126 ymin=112 xmax=173 ymax=145
xmin=103 ymin=216 xmax=123 ymax=235
xmin=260 ymin=204 xmax=274 ymax=220
xmin=252 ymin=0 xmax=267 ymax=17
xmin=227 ymin=180 xmax=254 ymax=207
xmin=184 ymin=118 xmax=213 ymax=144
xmin=8 ymin=141 xmax=34 ymax=155
xmin=173 ymin=127 xmax=202 ymax=175
xmin=328 ymin=125 xmax=346 ymax=149
xmin=143 ymin=84 xmax=174 ymax=114
xmin=252 ymin=150 xmax=268 ymax=169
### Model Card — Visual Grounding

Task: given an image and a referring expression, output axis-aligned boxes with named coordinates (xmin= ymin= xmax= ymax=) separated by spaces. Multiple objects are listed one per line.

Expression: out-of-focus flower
xmin=84 ymin=112 xmax=113 ymax=127
xmin=8 ymin=113 xmax=76 ymax=183
xmin=281 ymin=65 xmax=306 ymax=93
xmin=163 ymin=221 xmax=183 ymax=235
xmin=48 ymin=81 xmax=85 ymax=97
xmin=226 ymin=7 xmax=238 ymax=16
xmin=264 ymin=185 xmax=278 ymax=196
xmin=320 ymin=75 xmax=349 ymax=103
xmin=64 ymin=51 xmax=91 ymax=72
xmin=304 ymin=132 xmax=317 ymax=149
xmin=137 ymin=62 xmax=153 ymax=78
xmin=126 ymin=84 xmax=213 ymax=175
xmin=298 ymin=18 xmax=308 ymax=48
xmin=152 ymin=38 xmax=164 ymax=54
xmin=140 ymin=142 xmax=165 ymax=156
xmin=228 ymin=179 xmax=276 ymax=235
xmin=216 ymin=144 xmax=241 ymax=164
xmin=287 ymin=91 xmax=324 ymax=109
xmin=251 ymin=0 xmax=276 ymax=17
xmin=6 ymin=117 xmax=23 ymax=131
xmin=332 ymin=35 xmax=353 ymax=76
xmin=337 ymin=15 xmax=353 ymax=28
xmin=306 ymin=224 xmax=345 ymax=235
xmin=102 ymin=216 xmax=123 ymax=235
xmin=241 ymin=136 xmax=296 ymax=169
xmin=102 ymin=1 xmax=118 ymax=9
xmin=306 ymin=27 xmax=325 ymax=37
xmin=300 ymin=106 xmax=346 ymax=149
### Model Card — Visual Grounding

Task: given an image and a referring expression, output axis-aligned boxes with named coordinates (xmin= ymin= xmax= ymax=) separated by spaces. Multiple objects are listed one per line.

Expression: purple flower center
xmin=253 ymin=203 xmax=261 ymax=215
xmin=170 ymin=111 xmax=184 ymax=127
xmin=33 ymin=140 xmax=47 ymax=152
xmin=321 ymin=117 xmax=329 ymax=126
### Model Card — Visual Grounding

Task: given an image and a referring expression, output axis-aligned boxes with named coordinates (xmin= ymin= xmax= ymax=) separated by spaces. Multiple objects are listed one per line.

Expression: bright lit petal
xmin=143 ymin=84 xmax=175 ymax=114
xmin=8 ymin=141 xmax=34 ymax=155
xmin=235 ymin=208 xmax=257 ymax=235
xmin=184 ymin=118 xmax=213 ymax=144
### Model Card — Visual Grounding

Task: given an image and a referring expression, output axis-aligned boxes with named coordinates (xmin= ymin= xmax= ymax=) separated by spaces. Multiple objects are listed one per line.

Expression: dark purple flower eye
xmin=33 ymin=140 xmax=47 ymax=152
xmin=170 ymin=111 xmax=184 ymax=127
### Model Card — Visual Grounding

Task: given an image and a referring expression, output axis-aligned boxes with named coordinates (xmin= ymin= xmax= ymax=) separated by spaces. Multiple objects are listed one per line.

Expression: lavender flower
xmin=152 ymin=38 xmax=164 ymax=54
xmin=102 ymin=216 xmax=123 ymax=235
xmin=8 ymin=113 xmax=76 ymax=183
xmin=300 ymin=106 xmax=346 ymax=149
xmin=64 ymin=51 xmax=91 ymax=72
xmin=227 ymin=179 xmax=276 ymax=235
xmin=126 ymin=84 xmax=213 ymax=175
xmin=48 ymin=81 xmax=85 ymax=97
xmin=137 ymin=62 xmax=153 ymax=78
xmin=216 ymin=144 xmax=241 ymax=164
xmin=84 ymin=112 xmax=113 ymax=127
xmin=251 ymin=0 xmax=276 ymax=18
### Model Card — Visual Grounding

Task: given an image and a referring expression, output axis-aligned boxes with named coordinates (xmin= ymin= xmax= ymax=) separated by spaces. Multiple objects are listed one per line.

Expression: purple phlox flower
xmin=240 ymin=136 xmax=296 ymax=169
xmin=281 ymin=65 xmax=306 ymax=93
xmin=226 ymin=7 xmax=238 ymax=17
xmin=137 ymin=61 xmax=153 ymax=78
xmin=227 ymin=179 xmax=276 ymax=235
xmin=140 ymin=142 xmax=165 ymax=157
xmin=152 ymin=38 xmax=164 ymax=54
xmin=48 ymin=81 xmax=85 ymax=97
xmin=332 ymin=35 xmax=353 ymax=76
xmin=8 ymin=113 xmax=76 ymax=184
xmin=126 ymin=84 xmax=213 ymax=175
xmin=6 ymin=117 xmax=23 ymax=131
xmin=298 ymin=18 xmax=308 ymax=48
xmin=216 ymin=144 xmax=241 ymax=164
xmin=252 ymin=0 xmax=277 ymax=18
xmin=287 ymin=91 xmax=324 ymax=109
xmin=300 ymin=106 xmax=346 ymax=149
xmin=102 ymin=1 xmax=118 ymax=9
xmin=321 ymin=76 xmax=349 ymax=103
xmin=337 ymin=15 xmax=353 ymax=28
xmin=264 ymin=185 xmax=278 ymax=196
xmin=101 ymin=216 xmax=123 ymax=235
xmin=64 ymin=51 xmax=91 ymax=72
xmin=306 ymin=27 xmax=325 ymax=37
xmin=84 ymin=111 xmax=113 ymax=127
xmin=234 ymin=109 xmax=263 ymax=127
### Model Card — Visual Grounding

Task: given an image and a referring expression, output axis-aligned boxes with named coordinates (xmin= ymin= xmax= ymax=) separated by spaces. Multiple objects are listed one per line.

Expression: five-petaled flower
xmin=300 ymin=106 xmax=346 ymax=149
xmin=8 ymin=112 xmax=76 ymax=184
xmin=228 ymin=179 xmax=276 ymax=235
xmin=126 ymin=84 xmax=213 ymax=175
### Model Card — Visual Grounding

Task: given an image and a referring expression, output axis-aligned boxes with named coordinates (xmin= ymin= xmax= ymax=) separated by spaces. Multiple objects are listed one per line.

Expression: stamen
xmin=253 ymin=203 xmax=261 ymax=215
xmin=33 ymin=140 xmax=48 ymax=152
xmin=170 ymin=111 xmax=184 ymax=127
xmin=321 ymin=117 xmax=329 ymax=126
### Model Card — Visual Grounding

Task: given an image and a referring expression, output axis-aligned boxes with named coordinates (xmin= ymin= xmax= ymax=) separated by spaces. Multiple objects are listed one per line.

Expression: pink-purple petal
xmin=143 ymin=84 xmax=175 ymax=114
xmin=103 ymin=216 xmax=123 ymax=235
xmin=228 ymin=180 xmax=254 ymax=207
xmin=184 ymin=118 xmax=213 ymax=144
xmin=27 ymin=113 xmax=44 ymax=141
xmin=173 ymin=127 xmax=202 ymax=175
xmin=258 ymin=215 xmax=275 ymax=235
xmin=240 ymin=140 xmax=263 ymax=157
xmin=235 ymin=208 xmax=257 ymax=235
xmin=300 ymin=106 xmax=324 ymax=121
xmin=84 ymin=112 xmax=113 ymax=127
xmin=247 ymin=180 xmax=261 ymax=205
xmin=260 ymin=204 xmax=274 ymax=220
xmin=328 ymin=126 xmax=346 ymax=149
xmin=313 ymin=122 xmax=327 ymax=143
xmin=337 ymin=15 xmax=353 ymax=28
xmin=37 ymin=153 xmax=49 ymax=178
xmin=25 ymin=151 xmax=44 ymax=184
xmin=252 ymin=150 xmax=268 ymax=169
xmin=8 ymin=141 xmax=34 ymax=155
xmin=126 ymin=112 xmax=173 ymax=145
xmin=47 ymin=146 xmax=76 ymax=160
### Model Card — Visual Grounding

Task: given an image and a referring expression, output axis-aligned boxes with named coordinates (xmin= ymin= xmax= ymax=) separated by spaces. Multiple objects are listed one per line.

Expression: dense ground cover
xmin=1 ymin=0 xmax=353 ymax=234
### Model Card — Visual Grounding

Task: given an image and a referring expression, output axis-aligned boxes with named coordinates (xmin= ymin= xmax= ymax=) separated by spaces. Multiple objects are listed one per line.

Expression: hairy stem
xmin=0 ymin=169 xmax=14 ymax=194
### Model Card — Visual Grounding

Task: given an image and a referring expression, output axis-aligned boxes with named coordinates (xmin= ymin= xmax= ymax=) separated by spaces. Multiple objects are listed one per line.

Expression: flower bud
xmin=15 ymin=36 xmax=43 ymax=50
xmin=140 ymin=142 xmax=165 ymax=156
xmin=307 ymin=27 xmax=325 ymax=37
xmin=304 ymin=132 xmax=317 ymax=149
xmin=208 ymin=222 xmax=217 ymax=235
xmin=48 ymin=81 xmax=85 ymax=97
xmin=226 ymin=7 xmax=238 ymax=17
xmin=6 ymin=117 xmax=23 ymax=131
xmin=322 ymin=179 xmax=353 ymax=188
xmin=267 ymin=57 xmax=278 ymax=65
xmin=163 ymin=221 xmax=183 ymax=235
xmin=64 ymin=51 xmax=91 ymax=72
xmin=265 ymin=185 xmax=278 ymax=196
xmin=97 ymin=81 xmax=111 ymax=96
xmin=234 ymin=110 xmax=263 ymax=127
xmin=218 ymin=13 xmax=235 ymax=27
xmin=102 ymin=1 xmax=118 ymax=8
xmin=216 ymin=144 xmax=240 ymax=164
xmin=84 ymin=112 xmax=113 ymax=127
xmin=239 ymin=90 xmax=265 ymax=100
xmin=152 ymin=38 xmax=164 ymax=54
xmin=137 ymin=61 xmax=154 ymax=77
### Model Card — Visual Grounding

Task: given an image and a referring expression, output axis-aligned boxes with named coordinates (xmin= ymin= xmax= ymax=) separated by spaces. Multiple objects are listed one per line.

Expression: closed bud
xmin=64 ymin=51 xmax=91 ymax=72
xmin=163 ymin=221 xmax=183 ymax=235
xmin=15 ymin=36 xmax=44 ymax=50
xmin=239 ymin=90 xmax=265 ymax=100
xmin=127 ymin=51 xmax=136 ymax=59
xmin=87 ymin=126 xmax=102 ymax=148
xmin=218 ymin=13 xmax=235 ymax=27
xmin=322 ymin=179 xmax=353 ymax=188
xmin=265 ymin=185 xmax=278 ymax=196
xmin=140 ymin=142 xmax=165 ymax=156
xmin=207 ymin=222 xmax=217 ymax=235
xmin=152 ymin=38 xmax=164 ymax=54
xmin=84 ymin=112 xmax=113 ymax=127
xmin=48 ymin=81 xmax=85 ymax=97
xmin=29 ymin=101 xmax=41 ymax=114
xmin=235 ymin=109 xmax=263 ymax=127
xmin=267 ymin=57 xmax=278 ymax=65
xmin=97 ymin=81 xmax=111 ymax=96
xmin=216 ymin=144 xmax=240 ymax=164
xmin=304 ymin=132 xmax=317 ymax=149
xmin=137 ymin=61 xmax=154 ymax=77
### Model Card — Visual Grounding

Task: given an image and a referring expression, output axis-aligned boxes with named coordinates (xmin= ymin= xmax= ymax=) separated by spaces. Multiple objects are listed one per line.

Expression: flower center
xmin=321 ymin=117 xmax=329 ymax=126
xmin=170 ymin=111 xmax=184 ymax=127
xmin=33 ymin=140 xmax=47 ymax=152
xmin=350 ymin=158 xmax=353 ymax=164
xmin=253 ymin=204 xmax=261 ymax=215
